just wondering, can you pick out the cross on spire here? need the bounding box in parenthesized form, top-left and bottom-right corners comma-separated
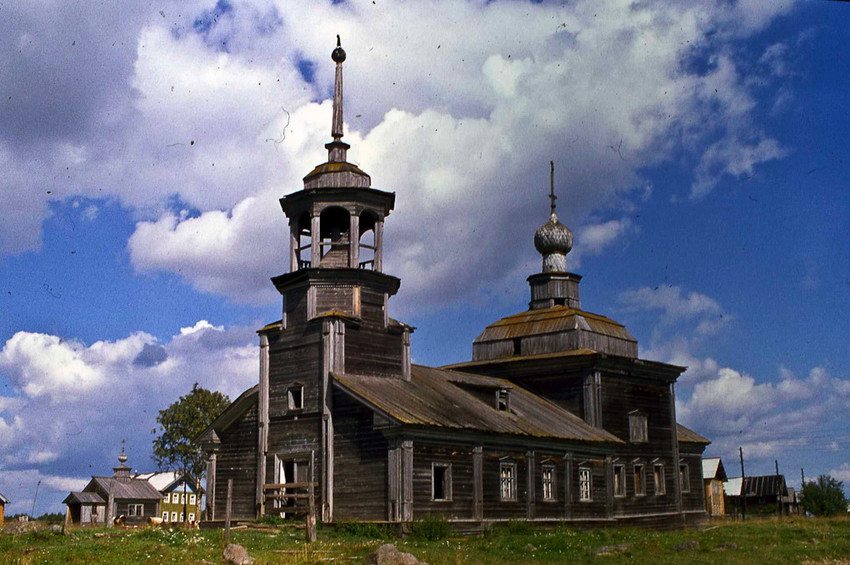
(549, 160, 557, 213)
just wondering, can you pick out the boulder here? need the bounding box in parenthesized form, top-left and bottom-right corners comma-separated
(364, 543, 426, 565)
(223, 543, 255, 565)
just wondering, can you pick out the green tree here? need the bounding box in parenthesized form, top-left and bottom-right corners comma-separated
(152, 383, 230, 521)
(801, 474, 848, 517)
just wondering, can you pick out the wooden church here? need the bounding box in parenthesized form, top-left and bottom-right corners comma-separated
(199, 40, 710, 530)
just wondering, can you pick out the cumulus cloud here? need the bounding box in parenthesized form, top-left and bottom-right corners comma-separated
(1, 0, 795, 312)
(0, 320, 256, 514)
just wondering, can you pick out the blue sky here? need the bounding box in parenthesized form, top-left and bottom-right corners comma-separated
(1, 0, 849, 515)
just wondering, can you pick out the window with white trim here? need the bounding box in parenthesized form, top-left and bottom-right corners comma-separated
(171, 512, 178, 521)
(579, 467, 592, 502)
(128, 504, 144, 517)
(613, 464, 626, 497)
(654, 464, 666, 495)
(500, 462, 517, 501)
(189, 494, 196, 505)
(541, 464, 556, 501)
(188, 513, 195, 522)
(629, 410, 648, 443)
(162, 511, 168, 521)
(432, 463, 452, 501)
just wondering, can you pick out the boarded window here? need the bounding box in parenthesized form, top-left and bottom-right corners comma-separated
(634, 464, 645, 496)
(432, 463, 452, 501)
(654, 464, 666, 495)
(613, 464, 626, 497)
(579, 467, 592, 502)
(629, 410, 648, 443)
(500, 462, 517, 501)
(541, 465, 556, 501)
(679, 463, 690, 493)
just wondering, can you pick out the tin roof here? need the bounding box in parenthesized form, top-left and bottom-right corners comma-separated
(473, 306, 636, 344)
(133, 471, 203, 494)
(677, 423, 711, 444)
(0, 492, 9, 504)
(702, 457, 727, 481)
(334, 365, 622, 443)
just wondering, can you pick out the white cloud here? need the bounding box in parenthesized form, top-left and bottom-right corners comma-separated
(0, 321, 256, 499)
(0, 0, 796, 310)
(619, 285, 729, 328)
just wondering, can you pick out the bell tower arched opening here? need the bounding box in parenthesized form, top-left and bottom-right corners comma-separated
(358, 210, 377, 270)
(319, 206, 351, 268)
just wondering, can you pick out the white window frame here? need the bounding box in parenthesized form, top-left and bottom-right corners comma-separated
(579, 467, 592, 502)
(500, 462, 517, 501)
(189, 494, 196, 505)
(613, 464, 626, 497)
(171, 512, 178, 522)
(188, 513, 195, 523)
(654, 463, 666, 495)
(541, 464, 556, 502)
(629, 410, 648, 443)
(162, 511, 168, 521)
(431, 463, 452, 501)
(128, 503, 144, 517)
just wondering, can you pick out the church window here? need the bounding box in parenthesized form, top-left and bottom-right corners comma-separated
(500, 462, 517, 501)
(288, 385, 304, 410)
(633, 463, 645, 496)
(654, 463, 666, 495)
(541, 464, 556, 501)
(579, 467, 592, 501)
(432, 463, 452, 501)
(679, 463, 690, 493)
(629, 410, 648, 443)
(613, 464, 626, 497)
(496, 388, 510, 412)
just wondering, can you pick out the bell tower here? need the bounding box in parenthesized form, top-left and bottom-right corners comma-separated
(274, 36, 401, 324)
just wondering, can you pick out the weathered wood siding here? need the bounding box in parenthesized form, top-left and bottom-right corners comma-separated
(411, 442, 475, 519)
(268, 330, 322, 416)
(344, 323, 403, 377)
(332, 390, 389, 521)
(215, 402, 259, 519)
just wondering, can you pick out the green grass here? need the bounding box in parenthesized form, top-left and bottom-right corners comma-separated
(1, 517, 849, 564)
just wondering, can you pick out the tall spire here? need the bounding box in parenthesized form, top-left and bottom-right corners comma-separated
(327, 35, 349, 162)
(549, 160, 557, 213)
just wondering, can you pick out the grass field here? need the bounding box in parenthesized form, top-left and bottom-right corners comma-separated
(2, 517, 849, 564)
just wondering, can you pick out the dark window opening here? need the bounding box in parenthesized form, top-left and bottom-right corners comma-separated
(288, 386, 303, 410)
(512, 338, 522, 355)
(497, 388, 510, 412)
(432, 464, 451, 501)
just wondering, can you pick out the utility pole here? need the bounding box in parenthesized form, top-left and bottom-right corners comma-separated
(739, 447, 746, 520)
(30, 480, 41, 519)
(775, 460, 783, 517)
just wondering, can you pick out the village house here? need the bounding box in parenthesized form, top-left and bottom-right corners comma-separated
(64, 446, 162, 527)
(133, 471, 203, 524)
(199, 40, 710, 530)
(0, 492, 8, 523)
(702, 457, 727, 517)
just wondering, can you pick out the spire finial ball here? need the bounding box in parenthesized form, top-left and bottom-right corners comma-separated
(332, 35, 346, 63)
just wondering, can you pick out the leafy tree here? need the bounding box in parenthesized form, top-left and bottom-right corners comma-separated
(801, 474, 849, 517)
(152, 383, 230, 520)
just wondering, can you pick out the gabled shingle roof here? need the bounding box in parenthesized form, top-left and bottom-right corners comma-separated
(677, 423, 711, 444)
(89, 477, 163, 500)
(334, 365, 622, 443)
(63, 491, 105, 505)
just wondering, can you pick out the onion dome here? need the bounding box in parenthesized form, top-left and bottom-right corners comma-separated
(534, 162, 573, 272)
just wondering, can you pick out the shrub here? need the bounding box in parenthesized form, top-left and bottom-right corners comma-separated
(335, 521, 390, 539)
(408, 514, 451, 541)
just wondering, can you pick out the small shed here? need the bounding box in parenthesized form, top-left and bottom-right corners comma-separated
(702, 457, 727, 516)
(724, 474, 788, 516)
(0, 492, 9, 523)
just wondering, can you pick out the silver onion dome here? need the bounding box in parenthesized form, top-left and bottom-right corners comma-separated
(534, 211, 573, 272)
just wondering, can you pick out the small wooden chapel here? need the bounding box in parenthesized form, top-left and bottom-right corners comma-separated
(199, 39, 710, 530)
